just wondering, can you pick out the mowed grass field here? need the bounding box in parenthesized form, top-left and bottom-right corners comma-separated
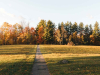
(0, 45, 37, 75)
(40, 45, 100, 75)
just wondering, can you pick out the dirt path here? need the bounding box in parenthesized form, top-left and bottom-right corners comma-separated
(30, 45, 50, 75)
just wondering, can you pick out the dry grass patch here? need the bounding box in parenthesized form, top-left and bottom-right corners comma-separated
(40, 45, 100, 75)
(43, 53, 100, 58)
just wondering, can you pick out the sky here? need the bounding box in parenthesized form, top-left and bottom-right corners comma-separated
(0, 0, 100, 28)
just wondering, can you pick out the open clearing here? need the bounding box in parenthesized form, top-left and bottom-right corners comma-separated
(1, 45, 100, 75)
(40, 45, 100, 75)
(0, 45, 36, 75)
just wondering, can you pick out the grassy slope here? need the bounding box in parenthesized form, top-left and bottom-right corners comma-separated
(0, 45, 37, 75)
(40, 45, 100, 75)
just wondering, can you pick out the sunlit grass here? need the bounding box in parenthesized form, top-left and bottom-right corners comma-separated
(40, 45, 100, 75)
(0, 45, 37, 75)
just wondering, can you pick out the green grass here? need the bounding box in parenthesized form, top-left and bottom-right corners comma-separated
(40, 45, 100, 75)
(0, 45, 37, 75)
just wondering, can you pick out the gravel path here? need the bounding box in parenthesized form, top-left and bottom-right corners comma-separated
(30, 45, 50, 75)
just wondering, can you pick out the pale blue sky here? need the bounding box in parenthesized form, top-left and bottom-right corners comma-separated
(0, 0, 100, 28)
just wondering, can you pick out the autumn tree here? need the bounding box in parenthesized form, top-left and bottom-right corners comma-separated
(13, 23, 23, 44)
(58, 23, 61, 30)
(55, 29, 62, 45)
(92, 21, 99, 37)
(37, 26, 44, 44)
(30, 27, 36, 44)
(85, 25, 89, 34)
(84, 25, 90, 44)
(79, 22, 84, 34)
(69, 35, 72, 42)
(89, 24, 93, 35)
(0, 29, 3, 45)
(36, 20, 46, 43)
(36, 20, 46, 33)
(65, 21, 69, 33)
(90, 35, 95, 45)
(1, 22, 11, 44)
(69, 22, 73, 34)
(81, 35, 84, 44)
(61, 22, 65, 44)
(53, 28, 57, 44)
(72, 31, 77, 44)
(17, 25, 32, 44)
(44, 20, 55, 44)
(72, 22, 78, 32)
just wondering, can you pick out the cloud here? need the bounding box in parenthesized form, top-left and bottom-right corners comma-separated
(8, 4, 12, 7)
(29, 19, 34, 23)
(89, 15, 93, 19)
(0, 8, 15, 18)
(0, 8, 5, 13)
(18, 16, 25, 20)
(38, 17, 41, 21)
(87, 14, 93, 19)
(0, 8, 25, 26)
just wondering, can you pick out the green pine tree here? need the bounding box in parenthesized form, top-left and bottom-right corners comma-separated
(92, 21, 99, 37)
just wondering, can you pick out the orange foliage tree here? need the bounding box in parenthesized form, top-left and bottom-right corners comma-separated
(37, 26, 44, 44)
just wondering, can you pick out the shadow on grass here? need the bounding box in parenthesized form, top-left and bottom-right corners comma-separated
(46, 56, 100, 75)
(0, 45, 37, 75)
(0, 60, 34, 75)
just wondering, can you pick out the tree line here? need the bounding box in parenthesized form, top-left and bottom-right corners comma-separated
(0, 20, 100, 45)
